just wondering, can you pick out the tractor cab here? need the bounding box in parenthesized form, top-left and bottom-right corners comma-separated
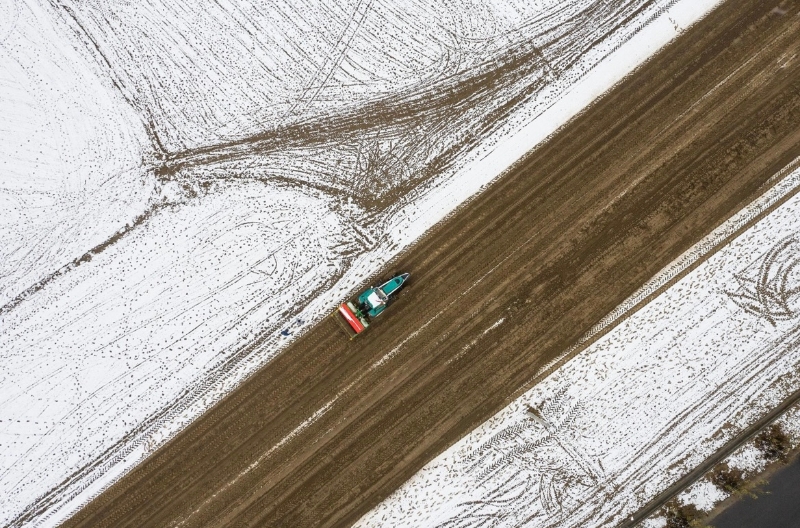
(360, 288, 389, 317)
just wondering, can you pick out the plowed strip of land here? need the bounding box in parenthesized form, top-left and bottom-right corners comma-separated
(63, 2, 800, 527)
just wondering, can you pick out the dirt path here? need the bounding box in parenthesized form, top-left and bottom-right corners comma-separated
(61, 1, 800, 527)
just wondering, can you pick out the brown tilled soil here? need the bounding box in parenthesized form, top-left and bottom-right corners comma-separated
(63, 1, 800, 527)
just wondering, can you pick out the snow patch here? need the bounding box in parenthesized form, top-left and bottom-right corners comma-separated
(677, 479, 728, 513)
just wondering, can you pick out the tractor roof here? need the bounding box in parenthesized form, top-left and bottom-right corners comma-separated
(366, 290, 385, 308)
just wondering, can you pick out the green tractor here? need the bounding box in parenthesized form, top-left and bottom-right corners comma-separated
(335, 273, 410, 338)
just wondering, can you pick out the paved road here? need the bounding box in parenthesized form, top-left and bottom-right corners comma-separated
(60, 1, 800, 527)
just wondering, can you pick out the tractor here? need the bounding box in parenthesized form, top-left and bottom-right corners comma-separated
(334, 273, 410, 338)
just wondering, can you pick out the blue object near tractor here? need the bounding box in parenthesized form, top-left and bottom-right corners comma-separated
(334, 273, 410, 338)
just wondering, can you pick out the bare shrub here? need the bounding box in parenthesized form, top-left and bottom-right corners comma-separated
(709, 463, 745, 493)
(709, 463, 765, 499)
(754, 423, 790, 462)
(663, 499, 704, 528)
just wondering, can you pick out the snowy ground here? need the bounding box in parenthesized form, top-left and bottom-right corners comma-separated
(354, 161, 800, 528)
(0, 0, 723, 526)
(0, 0, 151, 308)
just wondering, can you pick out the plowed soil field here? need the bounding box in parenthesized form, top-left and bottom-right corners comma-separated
(63, 1, 800, 527)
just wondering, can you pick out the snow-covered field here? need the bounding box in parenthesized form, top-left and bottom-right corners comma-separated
(354, 161, 800, 528)
(1, 0, 723, 526)
(0, 0, 151, 308)
(51, 0, 700, 152)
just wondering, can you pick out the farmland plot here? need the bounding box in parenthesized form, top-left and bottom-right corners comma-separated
(1, 0, 723, 526)
(0, 0, 150, 307)
(56, 0, 693, 153)
(354, 163, 800, 528)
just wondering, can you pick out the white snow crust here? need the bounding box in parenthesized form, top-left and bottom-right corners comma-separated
(653, 399, 800, 521)
(677, 480, 728, 513)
